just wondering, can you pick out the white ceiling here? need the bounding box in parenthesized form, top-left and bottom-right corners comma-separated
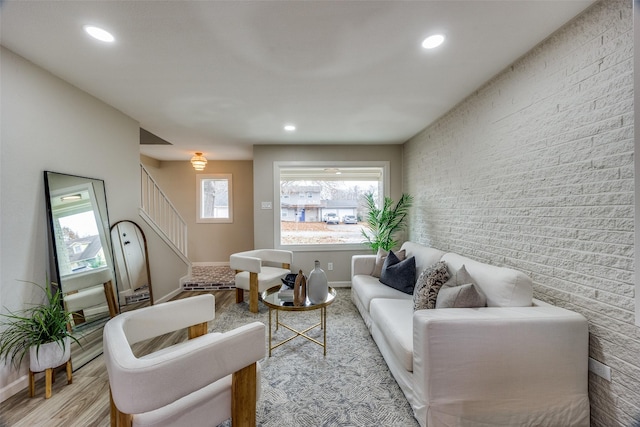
(1, 1, 595, 161)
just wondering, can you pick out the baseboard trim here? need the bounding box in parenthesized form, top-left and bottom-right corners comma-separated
(191, 261, 230, 267)
(155, 286, 183, 304)
(0, 373, 31, 403)
(329, 281, 351, 288)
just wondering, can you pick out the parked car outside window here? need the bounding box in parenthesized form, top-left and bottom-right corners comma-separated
(324, 213, 339, 224)
(343, 215, 357, 224)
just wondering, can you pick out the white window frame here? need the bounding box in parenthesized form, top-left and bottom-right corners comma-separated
(196, 174, 233, 224)
(273, 160, 389, 252)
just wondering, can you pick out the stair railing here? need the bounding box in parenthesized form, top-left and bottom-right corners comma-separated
(139, 164, 188, 262)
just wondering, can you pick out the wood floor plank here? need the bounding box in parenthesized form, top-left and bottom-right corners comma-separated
(0, 290, 236, 426)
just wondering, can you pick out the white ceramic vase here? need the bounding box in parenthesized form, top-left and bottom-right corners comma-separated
(29, 336, 71, 372)
(307, 260, 328, 304)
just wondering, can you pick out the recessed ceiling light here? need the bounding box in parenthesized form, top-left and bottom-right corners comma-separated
(422, 34, 445, 49)
(284, 124, 296, 132)
(84, 25, 115, 43)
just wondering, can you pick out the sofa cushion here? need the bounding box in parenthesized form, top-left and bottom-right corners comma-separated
(352, 274, 412, 313)
(370, 298, 414, 372)
(436, 282, 486, 308)
(372, 248, 406, 278)
(379, 251, 416, 294)
(400, 242, 447, 278)
(441, 253, 533, 307)
(234, 266, 290, 292)
(413, 261, 450, 310)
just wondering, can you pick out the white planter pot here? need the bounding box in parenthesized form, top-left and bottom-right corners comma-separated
(29, 336, 71, 372)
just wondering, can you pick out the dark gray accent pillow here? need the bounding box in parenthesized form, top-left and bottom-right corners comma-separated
(372, 248, 406, 278)
(435, 282, 487, 308)
(379, 251, 416, 294)
(413, 261, 450, 310)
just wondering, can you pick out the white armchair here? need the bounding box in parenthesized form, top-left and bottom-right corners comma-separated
(103, 294, 265, 427)
(230, 249, 293, 313)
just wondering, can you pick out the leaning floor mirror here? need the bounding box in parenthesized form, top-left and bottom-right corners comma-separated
(110, 220, 153, 312)
(44, 171, 119, 369)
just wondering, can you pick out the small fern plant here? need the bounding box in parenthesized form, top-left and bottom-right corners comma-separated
(361, 192, 414, 252)
(0, 281, 78, 369)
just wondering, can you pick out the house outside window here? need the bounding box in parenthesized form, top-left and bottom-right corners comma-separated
(274, 161, 389, 251)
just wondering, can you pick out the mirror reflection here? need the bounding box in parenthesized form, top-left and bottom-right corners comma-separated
(44, 171, 118, 368)
(110, 220, 154, 312)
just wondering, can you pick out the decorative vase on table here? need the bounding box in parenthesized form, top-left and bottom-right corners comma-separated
(307, 260, 328, 304)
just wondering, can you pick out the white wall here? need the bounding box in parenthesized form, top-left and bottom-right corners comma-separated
(404, 1, 636, 425)
(0, 47, 184, 400)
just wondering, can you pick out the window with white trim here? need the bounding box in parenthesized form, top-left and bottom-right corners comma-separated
(196, 174, 233, 223)
(274, 161, 388, 250)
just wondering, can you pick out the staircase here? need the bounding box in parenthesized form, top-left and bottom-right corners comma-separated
(139, 164, 189, 264)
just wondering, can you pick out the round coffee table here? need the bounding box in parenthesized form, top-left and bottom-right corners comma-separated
(261, 285, 336, 356)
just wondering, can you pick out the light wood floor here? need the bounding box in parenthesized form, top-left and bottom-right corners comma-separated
(0, 290, 236, 427)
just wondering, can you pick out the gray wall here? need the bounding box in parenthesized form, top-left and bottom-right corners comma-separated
(404, 1, 636, 425)
(0, 46, 140, 397)
(0, 47, 186, 399)
(253, 145, 403, 282)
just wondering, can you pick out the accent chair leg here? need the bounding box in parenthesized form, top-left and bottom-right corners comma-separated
(110, 389, 117, 427)
(188, 321, 208, 339)
(236, 288, 244, 303)
(249, 272, 259, 314)
(104, 280, 119, 317)
(111, 388, 132, 427)
(232, 362, 257, 427)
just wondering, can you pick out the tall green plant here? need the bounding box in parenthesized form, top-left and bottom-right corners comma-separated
(361, 192, 414, 252)
(0, 281, 78, 369)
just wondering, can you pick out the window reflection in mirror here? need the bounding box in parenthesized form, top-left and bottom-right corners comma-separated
(44, 171, 118, 368)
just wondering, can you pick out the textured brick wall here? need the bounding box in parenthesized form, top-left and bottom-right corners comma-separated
(403, 1, 637, 425)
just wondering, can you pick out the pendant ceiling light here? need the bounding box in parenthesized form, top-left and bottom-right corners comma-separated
(190, 152, 207, 171)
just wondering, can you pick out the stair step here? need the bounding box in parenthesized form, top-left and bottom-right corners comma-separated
(183, 265, 235, 291)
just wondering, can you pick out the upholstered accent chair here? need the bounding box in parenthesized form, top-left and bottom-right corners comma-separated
(62, 267, 119, 324)
(230, 249, 293, 313)
(103, 294, 265, 427)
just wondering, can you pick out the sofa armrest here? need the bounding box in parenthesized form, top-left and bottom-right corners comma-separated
(412, 306, 589, 424)
(351, 254, 376, 277)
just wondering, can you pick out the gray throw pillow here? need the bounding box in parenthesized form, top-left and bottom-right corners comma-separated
(372, 248, 406, 278)
(379, 251, 416, 294)
(413, 261, 449, 310)
(435, 282, 486, 308)
(436, 264, 487, 308)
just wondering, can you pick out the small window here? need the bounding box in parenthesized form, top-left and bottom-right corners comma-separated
(196, 174, 233, 223)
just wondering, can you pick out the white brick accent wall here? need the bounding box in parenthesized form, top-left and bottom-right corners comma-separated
(403, 1, 637, 426)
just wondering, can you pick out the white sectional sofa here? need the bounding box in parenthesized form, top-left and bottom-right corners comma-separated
(351, 241, 590, 427)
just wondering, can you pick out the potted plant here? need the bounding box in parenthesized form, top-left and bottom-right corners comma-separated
(0, 280, 77, 372)
(360, 192, 414, 252)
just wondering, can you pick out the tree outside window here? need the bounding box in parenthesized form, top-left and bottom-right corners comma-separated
(196, 174, 233, 223)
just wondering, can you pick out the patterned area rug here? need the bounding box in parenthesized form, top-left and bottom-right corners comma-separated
(183, 265, 235, 290)
(214, 288, 418, 427)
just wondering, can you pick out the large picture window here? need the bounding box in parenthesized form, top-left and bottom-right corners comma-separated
(196, 174, 233, 223)
(275, 161, 388, 250)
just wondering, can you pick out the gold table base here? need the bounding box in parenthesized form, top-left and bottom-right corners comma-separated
(268, 306, 328, 356)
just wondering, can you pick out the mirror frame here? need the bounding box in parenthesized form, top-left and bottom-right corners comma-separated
(110, 220, 154, 311)
(44, 171, 118, 368)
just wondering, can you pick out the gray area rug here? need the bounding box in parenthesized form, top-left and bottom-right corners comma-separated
(214, 288, 418, 427)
